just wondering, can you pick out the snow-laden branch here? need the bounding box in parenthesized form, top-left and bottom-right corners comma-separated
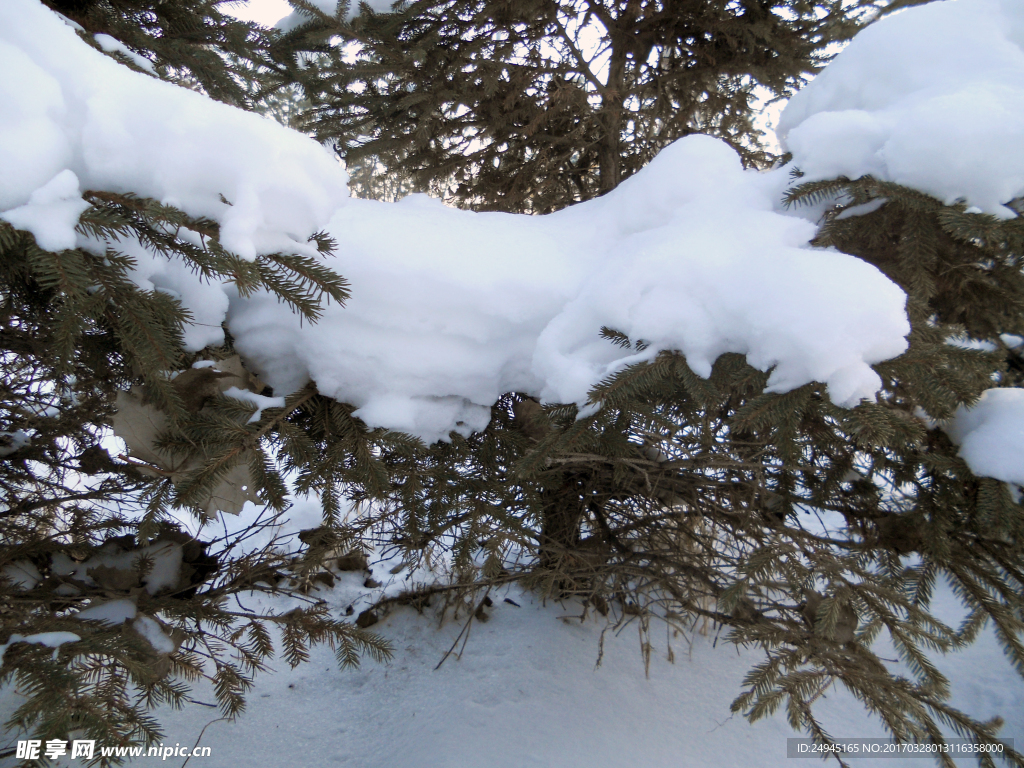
(3, 0, 1022, 447)
(778, 0, 1024, 219)
(228, 141, 908, 442)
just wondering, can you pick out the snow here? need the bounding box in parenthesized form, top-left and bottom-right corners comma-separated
(25, 501, 1020, 768)
(945, 388, 1024, 485)
(121, 498, 1022, 767)
(0, 633, 80, 667)
(2, 0, 917, 444)
(222, 386, 286, 423)
(2, 493, 1018, 767)
(73, 598, 138, 624)
(0, 430, 31, 458)
(132, 616, 175, 654)
(0, 0, 350, 260)
(127, 537, 1024, 768)
(92, 33, 155, 74)
(117, 235, 232, 352)
(1, 561, 40, 590)
(230, 138, 909, 442)
(139, 542, 185, 595)
(0, 169, 90, 252)
(834, 197, 887, 220)
(72, 602, 175, 656)
(778, 0, 1024, 218)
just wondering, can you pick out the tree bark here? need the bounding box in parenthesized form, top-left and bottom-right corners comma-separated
(596, 0, 639, 195)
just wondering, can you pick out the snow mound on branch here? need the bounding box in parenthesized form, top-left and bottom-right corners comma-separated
(778, 0, 1024, 218)
(110, 232, 233, 351)
(0, 632, 79, 666)
(0, 0, 350, 260)
(0, 168, 90, 251)
(231, 137, 910, 442)
(2, 0, 911, 444)
(946, 388, 1024, 485)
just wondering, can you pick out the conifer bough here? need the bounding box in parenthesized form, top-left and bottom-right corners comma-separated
(1, 0, 1023, 765)
(275, 0, 887, 210)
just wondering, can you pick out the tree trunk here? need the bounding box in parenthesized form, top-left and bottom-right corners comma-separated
(596, 0, 637, 195)
(537, 473, 589, 570)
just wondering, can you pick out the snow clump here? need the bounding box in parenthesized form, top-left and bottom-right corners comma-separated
(946, 388, 1024, 486)
(778, 0, 1024, 218)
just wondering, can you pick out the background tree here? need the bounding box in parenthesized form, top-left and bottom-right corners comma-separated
(271, 0, 882, 212)
(42, 0, 273, 107)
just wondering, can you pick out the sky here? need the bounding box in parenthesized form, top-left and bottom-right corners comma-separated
(226, 0, 292, 26)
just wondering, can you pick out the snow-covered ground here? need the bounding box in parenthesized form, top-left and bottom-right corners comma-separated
(0, 534, 1019, 768)
(94, 496, 1022, 768)
(134, 566, 1023, 768)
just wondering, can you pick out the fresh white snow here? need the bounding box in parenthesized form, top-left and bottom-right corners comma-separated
(5, 498, 1016, 768)
(0, 168, 90, 252)
(131, 616, 176, 655)
(221, 387, 287, 423)
(72, 598, 138, 625)
(946, 388, 1024, 485)
(0, 633, 80, 668)
(123, 529, 1024, 768)
(230, 138, 910, 442)
(92, 33, 156, 74)
(103, 500, 1015, 768)
(1, 0, 917, 443)
(0, 0, 350, 260)
(778, 0, 1024, 218)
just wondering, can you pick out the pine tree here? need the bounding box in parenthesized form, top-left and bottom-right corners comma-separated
(321, 180, 1024, 764)
(42, 0, 273, 107)
(4, 2, 1024, 766)
(270, 0, 884, 212)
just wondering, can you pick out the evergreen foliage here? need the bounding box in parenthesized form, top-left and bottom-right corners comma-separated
(0, 185, 393, 763)
(42, 0, 273, 107)
(270, 0, 885, 211)
(3, 2, 1024, 767)
(1, 4, 393, 761)
(330, 178, 1024, 765)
